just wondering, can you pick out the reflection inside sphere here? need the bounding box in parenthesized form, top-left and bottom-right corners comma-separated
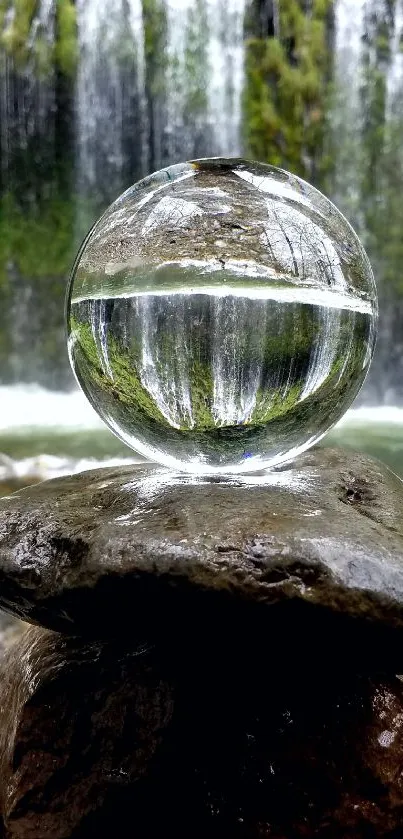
(67, 158, 377, 474)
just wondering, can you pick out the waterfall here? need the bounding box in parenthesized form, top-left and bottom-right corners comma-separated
(76, 0, 246, 210)
(165, 0, 245, 161)
(331, 0, 366, 224)
(387, 0, 403, 109)
(75, 0, 148, 207)
(212, 295, 267, 426)
(135, 295, 194, 429)
(2, 0, 403, 405)
(332, 0, 403, 404)
(0, 0, 57, 193)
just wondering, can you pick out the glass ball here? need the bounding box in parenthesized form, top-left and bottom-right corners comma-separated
(66, 158, 377, 474)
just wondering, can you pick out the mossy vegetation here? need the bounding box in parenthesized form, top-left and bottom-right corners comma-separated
(0, 0, 77, 74)
(55, 0, 77, 76)
(70, 316, 171, 428)
(0, 0, 40, 66)
(243, 0, 333, 183)
(0, 194, 76, 282)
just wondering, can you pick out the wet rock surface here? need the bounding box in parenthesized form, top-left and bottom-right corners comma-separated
(1, 626, 403, 838)
(0, 448, 402, 657)
(0, 627, 173, 839)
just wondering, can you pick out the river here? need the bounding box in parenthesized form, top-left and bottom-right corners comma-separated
(1, 386, 402, 495)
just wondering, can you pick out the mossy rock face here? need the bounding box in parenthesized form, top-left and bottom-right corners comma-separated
(1, 447, 403, 666)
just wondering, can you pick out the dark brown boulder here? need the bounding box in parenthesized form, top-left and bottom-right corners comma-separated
(1, 626, 403, 838)
(0, 627, 173, 839)
(0, 449, 403, 663)
(0, 449, 403, 635)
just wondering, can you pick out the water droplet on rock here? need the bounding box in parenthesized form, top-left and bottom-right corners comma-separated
(66, 158, 377, 474)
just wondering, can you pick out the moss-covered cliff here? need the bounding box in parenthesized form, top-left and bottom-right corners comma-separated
(243, 0, 334, 184)
(0, 0, 402, 399)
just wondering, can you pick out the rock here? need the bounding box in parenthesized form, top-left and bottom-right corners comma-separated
(0, 627, 173, 839)
(2, 625, 403, 838)
(0, 448, 403, 659)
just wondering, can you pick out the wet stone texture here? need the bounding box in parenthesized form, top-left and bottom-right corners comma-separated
(1, 626, 403, 838)
(0, 448, 402, 664)
(1, 448, 403, 836)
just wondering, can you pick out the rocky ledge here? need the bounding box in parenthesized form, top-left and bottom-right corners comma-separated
(0, 448, 402, 662)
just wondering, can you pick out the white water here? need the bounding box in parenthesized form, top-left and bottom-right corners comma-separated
(1, 385, 402, 483)
(76, 0, 246, 203)
(0, 385, 102, 430)
(2, 386, 401, 434)
(332, 0, 367, 220)
(136, 296, 194, 429)
(165, 0, 245, 159)
(205, 0, 245, 156)
(75, 0, 147, 197)
(0, 386, 140, 482)
(387, 0, 403, 109)
(0, 453, 140, 482)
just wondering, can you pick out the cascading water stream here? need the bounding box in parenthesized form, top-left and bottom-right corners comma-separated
(75, 0, 246, 209)
(0, 0, 57, 189)
(75, 0, 148, 206)
(2, 0, 403, 481)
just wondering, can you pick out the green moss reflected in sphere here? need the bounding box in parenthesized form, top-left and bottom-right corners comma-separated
(66, 158, 377, 474)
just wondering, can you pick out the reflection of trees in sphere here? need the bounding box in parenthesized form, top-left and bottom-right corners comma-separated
(66, 158, 377, 474)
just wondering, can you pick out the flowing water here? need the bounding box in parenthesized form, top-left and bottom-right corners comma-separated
(1, 0, 403, 482)
(75, 0, 246, 206)
(1, 386, 402, 491)
(70, 286, 373, 469)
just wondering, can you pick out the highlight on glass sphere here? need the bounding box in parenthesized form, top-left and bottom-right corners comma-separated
(66, 158, 377, 474)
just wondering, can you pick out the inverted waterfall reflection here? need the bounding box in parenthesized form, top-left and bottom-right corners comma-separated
(212, 295, 267, 426)
(136, 295, 194, 429)
(90, 300, 114, 382)
(76, 289, 367, 434)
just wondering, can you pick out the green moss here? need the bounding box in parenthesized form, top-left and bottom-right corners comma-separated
(251, 382, 302, 424)
(0, 194, 76, 281)
(70, 317, 170, 428)
(0, 0, 38, 65)
(189, 359, 214, 429)
(243, 0, 333, 182)
(0, 0, 77, 76)
(142, 0, 167, 97)
(55, 0, 77, 76)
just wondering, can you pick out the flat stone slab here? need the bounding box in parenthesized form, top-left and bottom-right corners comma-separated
(0, 448, 403, 654)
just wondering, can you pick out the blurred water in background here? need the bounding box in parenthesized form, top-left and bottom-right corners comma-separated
(1, 0, 403, 487)
(1, 386, 403, 491)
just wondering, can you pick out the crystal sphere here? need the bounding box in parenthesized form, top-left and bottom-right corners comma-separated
(66, 158, 377, 474)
